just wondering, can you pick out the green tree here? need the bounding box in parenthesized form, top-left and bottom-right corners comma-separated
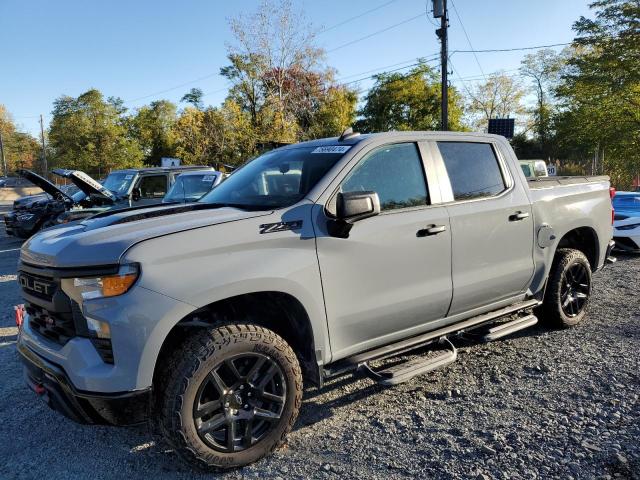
(0, 105, 41, 174)
(172, 101, 257, 168)
(130, 100, 178, 165)
(181, 88, 204, 110)
(554, 0, 640, 188)
(305, 86, 358, 139)
(48, 89, 143, 176)
(356, 62, 465, 132)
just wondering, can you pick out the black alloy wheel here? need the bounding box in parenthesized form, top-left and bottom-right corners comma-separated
(560, 262, 590, 317)
(193, 353, 286, 453)
(542, 248, 592, 328)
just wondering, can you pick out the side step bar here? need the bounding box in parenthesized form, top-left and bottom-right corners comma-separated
(342, 299, 541, 367)
(360, 340, 457, 386)
(482, 314, 538, 342)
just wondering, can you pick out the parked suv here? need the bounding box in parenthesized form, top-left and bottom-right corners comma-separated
(16, 131, 615, 469)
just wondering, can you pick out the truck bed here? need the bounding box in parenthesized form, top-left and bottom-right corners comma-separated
(527, 175, 610, 189)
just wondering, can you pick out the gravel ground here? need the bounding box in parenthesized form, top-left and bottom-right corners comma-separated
(0, 202, 638, 479)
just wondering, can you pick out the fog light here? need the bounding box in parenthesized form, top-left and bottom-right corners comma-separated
(86, 317, 111, 339)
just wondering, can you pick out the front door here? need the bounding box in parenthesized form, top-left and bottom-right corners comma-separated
(315, 142, 453, 360)
(434, 140, 535, 315)
(135, 174, 169, 206)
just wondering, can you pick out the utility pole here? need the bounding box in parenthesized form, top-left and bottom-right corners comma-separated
(39, 114, 47, 178)
(0, 131, 7, 177)
(433, 0, 449, 130)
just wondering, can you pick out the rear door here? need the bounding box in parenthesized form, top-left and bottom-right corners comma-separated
(315, 141, 453, 359)
(433, 140, 535, 315)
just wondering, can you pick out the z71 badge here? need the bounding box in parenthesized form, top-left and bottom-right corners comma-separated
(259, 220, 303, 234)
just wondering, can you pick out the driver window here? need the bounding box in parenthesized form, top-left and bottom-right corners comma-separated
(138, 175, 168, 199)
(340, 143, 429, 211)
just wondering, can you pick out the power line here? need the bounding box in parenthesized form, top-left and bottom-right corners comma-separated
(326, 12, 425, 53)
(341, 55, 440, 86)
(349, 57, 442, 96)
(318, 0, 397, 34)
(449, 0, 486, 82)
(123, 71, 223, 105)
(337, 57, 425, 81)
(452, 42, 571, 54)
(448, 58, 475, 98)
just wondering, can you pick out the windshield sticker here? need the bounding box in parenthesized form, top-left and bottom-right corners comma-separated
(202, 175, 215, 182)
(311, 146, 351, 154)
(124, 174, 134, 180)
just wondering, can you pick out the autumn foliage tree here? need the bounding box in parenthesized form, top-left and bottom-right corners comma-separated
(0, 105, 41, 174)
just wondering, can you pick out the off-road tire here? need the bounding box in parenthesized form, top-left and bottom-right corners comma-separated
(157, 324, 303, 470)
(542, 248, 592, 328)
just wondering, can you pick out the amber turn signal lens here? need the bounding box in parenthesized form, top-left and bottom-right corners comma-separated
(102, 273, 138, 297)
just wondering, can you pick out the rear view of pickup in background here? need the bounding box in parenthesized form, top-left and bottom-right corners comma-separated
(16, 131, 615, 469)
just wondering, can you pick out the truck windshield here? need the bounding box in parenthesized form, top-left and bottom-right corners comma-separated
(199, 147, 348, 209)
(165, 173, 218, 202)
(103, 172, 135, 196)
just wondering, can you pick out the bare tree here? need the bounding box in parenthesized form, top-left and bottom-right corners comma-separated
(224, 0, 329, 136)
(465, 73, 526, 131)
(520, 49, 567, 157)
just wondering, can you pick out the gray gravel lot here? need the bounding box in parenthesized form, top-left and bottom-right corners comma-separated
(0, 202, 638, 479)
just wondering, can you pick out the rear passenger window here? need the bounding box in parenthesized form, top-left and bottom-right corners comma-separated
(340, 143, 428, 211)
(437, 142, 506, 200)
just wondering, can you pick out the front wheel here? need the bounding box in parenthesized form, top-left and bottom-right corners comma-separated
(157, 324, 303, 470)
(542, 248, 592, 328)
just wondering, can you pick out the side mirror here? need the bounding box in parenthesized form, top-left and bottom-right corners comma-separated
(328, 191, 380, 238)
(131, 186, 141, 201)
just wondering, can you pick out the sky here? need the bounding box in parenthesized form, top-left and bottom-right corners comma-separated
(0, 0, 594, 137)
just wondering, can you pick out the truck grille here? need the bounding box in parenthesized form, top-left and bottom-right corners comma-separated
(18, 272, 57, 302)
(26, 304, 76, 345)
(19, 265, 115, 363)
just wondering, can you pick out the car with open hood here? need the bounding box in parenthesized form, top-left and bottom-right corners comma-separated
(4, 165, 211, 238)
(4, 170, 90, 238)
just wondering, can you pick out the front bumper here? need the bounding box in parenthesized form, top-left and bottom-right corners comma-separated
(18, 341, 150, 425)
(612, 235, 640, 252)
(4, 211, 37, 237)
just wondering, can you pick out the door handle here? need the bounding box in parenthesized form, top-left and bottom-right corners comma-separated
(510, 211, 530, 221)
(417, 224, 447, 237)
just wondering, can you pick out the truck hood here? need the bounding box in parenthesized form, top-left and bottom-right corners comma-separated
(20, 203, 271, 268)
(17, 169, 73, 202)
(52, 168, 116, 202)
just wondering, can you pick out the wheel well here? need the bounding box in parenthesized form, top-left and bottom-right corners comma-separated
(153, 292, 320, 388)
(556, 227, 599, 269)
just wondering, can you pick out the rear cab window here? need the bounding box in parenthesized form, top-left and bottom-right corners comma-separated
(437, 142, 507, 201)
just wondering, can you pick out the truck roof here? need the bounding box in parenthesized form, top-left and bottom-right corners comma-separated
(114, 165, 211, 174)
(277, 131, 510, 150)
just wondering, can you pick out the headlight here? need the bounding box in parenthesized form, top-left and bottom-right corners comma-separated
(61, 264, 139, 303)
(617, 223, 640, 231)
(17, 213, 35, 221)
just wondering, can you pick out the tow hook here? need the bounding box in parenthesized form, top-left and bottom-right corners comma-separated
(14, 304, 25, 329)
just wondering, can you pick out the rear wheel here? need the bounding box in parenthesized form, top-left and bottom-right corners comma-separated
(157, 324, 302, 470)
(542, 248, 592, 328)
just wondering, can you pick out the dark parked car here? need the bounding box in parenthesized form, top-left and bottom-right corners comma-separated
(5, 165, 214, 238)
(3, 169, 115, 238)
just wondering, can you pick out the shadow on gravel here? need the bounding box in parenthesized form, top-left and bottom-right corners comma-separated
(297, 379, 385, 431)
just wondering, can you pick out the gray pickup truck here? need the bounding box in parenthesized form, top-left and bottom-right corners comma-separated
(16, 131, 615, 469)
